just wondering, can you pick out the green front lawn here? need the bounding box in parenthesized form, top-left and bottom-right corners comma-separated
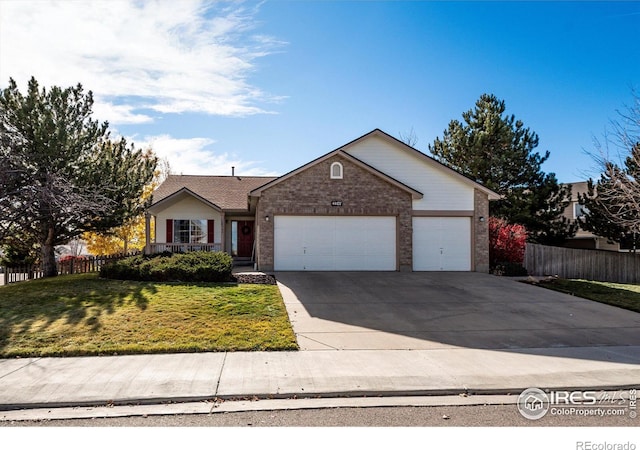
(0, 273, 298, 357)
(534, 278, 640, 313)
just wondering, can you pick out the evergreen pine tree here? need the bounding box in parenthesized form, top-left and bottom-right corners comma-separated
(0, 77, 157, 276)
(429, 93, 576, 245)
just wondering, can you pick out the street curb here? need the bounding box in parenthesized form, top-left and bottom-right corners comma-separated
(1, 394, 525, 422)
(2, 384, 637, 413)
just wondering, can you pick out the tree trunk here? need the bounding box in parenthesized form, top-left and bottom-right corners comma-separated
(41, 226, 58, 277)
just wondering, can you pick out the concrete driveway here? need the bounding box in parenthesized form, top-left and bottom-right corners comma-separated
(276, 272, 640, 354)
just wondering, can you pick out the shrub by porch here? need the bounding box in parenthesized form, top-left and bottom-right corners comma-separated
(100, 251, 233, 282)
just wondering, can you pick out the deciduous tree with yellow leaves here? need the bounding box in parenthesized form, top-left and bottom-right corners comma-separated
(83, 163, 165, 255)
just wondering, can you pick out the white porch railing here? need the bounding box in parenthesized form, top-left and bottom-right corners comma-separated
(149, 243, 222, 253)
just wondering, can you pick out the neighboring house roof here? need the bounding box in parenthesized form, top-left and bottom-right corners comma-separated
(566, 181, 589, 201)
(249, 148, 424, 199)
(150, 175, 278, 212)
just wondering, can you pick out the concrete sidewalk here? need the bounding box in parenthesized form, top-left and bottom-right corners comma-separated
(1, 345, 639, 412)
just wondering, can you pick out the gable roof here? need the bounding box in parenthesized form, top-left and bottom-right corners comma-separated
(249, 148, 424, 199)
(148, 187, 223, 214)
(151, 175, 278, 212)
(149, 129, 500, 213)
(340, 129, 500, 200)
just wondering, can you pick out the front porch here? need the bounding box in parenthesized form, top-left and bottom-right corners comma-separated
(146, 243, 254, 269)
(145, 177, 266, 268)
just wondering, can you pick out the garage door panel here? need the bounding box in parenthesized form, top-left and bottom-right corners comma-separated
(276, 255, 305, 271)
(333, 255, 362, 271)
(372, 238, 396, 256)
(274, 220, 303, 253)
(304, 219, 333, 252)
(335, 229, 366, 255)
(306, 241, 334, 257)
(274, 216, 396, 271)
(413, 217, 471, 271)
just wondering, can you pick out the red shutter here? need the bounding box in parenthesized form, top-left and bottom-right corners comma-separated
(207, 220, 214, 244)
(166, 219, 173, 243)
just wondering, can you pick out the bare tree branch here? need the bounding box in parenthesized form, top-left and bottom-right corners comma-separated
(399, 127, 419, 147)
(581, 89, 640, 243)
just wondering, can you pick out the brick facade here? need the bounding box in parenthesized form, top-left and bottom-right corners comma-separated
(473, 188, 490, 273)
(255, 155, 414, 271)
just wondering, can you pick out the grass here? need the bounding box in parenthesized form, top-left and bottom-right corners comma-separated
(534, 278, 640, 313)
(0, 273, 298, 357)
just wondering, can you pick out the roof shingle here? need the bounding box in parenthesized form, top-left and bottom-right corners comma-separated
(151, 175, 277, 211)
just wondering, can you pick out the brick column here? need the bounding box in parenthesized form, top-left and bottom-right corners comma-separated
(473, 189, 490, 273)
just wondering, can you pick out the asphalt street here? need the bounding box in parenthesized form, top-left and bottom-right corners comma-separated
(1, 404, 637, 427)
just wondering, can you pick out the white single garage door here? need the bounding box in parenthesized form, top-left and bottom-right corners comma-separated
(413, 217, 471, 271)
(274, 216, 396, 271)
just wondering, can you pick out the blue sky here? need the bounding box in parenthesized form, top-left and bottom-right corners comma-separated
(1, 1, 639, 183)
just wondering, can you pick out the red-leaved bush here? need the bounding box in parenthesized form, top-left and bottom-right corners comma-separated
(488, 217, 527, 266)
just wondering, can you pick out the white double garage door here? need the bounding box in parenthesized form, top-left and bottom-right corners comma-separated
(274, 215, 470, 271)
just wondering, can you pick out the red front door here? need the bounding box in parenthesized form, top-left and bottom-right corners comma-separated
(236, 220, 254, 257)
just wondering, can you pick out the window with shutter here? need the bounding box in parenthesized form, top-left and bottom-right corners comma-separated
(170, 219, 208, 243)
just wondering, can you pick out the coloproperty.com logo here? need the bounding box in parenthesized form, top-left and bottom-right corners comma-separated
(517, 387, 637, 420)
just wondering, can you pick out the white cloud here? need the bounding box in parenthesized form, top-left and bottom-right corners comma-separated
(92, 103, 154, 125)
(0, 0, 282, 124)
(134, 134, 277, 176)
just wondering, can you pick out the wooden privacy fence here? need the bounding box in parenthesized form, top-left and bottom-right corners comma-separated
(524, 243, 640, 284)
(1, 252, 140, 285)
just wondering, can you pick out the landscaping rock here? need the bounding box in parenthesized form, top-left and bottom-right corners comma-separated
(233, 272, 277, 285)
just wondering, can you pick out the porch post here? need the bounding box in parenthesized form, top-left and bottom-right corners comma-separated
(220, 212, 226, 252)
(144, 213, 151, 254)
